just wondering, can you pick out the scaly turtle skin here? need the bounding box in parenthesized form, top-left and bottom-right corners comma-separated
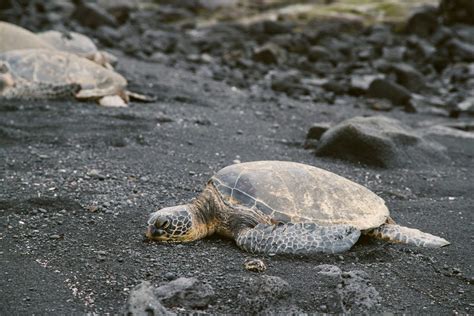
(0, 49, 128, 106)
(146, 161, 450, 255)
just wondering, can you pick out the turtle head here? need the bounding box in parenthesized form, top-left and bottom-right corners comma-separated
(146, 205, 204, 242)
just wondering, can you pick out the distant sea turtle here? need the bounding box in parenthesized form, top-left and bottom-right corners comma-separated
(0, 49, 147, 106)
(37, 30, 117, 69)
(146, 161, 450, 255)
(0, 21, 54, 52)
(0, 22, 116, 68)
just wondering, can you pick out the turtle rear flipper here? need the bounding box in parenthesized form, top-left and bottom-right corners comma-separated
(126, 91, 157, 103)
(236, 223, 361, 255)
(366, 224, 450, 248)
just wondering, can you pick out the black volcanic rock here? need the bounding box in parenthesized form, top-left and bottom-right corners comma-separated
(367, 78, 412, 106)
(72, 0, 118, 29)
(253, 42, 287, 65)
(306, 123, 331, 140)
(405, 5, 439, 38)
(446, 39, 474, 62)
(439, 0, 474, 25)
(390, 63, 428, 92)
(308, 45, 331, 62)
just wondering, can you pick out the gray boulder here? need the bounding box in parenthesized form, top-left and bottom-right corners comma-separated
(155, 277, 215, 309)
(313, 265, 344, 313)
(123, 281, 173, 316)
(338, 270, 381, 313)
(312, 265, 380, 313)
(315, 116, 447, 168)
(238, 275, 295, 314)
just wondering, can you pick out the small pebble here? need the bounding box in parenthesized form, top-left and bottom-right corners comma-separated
(87, 169, 105, 180)
(244, 258, 267, 272)
(163, 272, 176, 281)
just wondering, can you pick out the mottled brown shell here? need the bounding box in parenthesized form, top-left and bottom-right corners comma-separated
(0, 49, 126, 99)
(211, 161, 389, 230)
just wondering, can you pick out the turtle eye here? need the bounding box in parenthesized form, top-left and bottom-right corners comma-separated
(160, 220, 170, 229)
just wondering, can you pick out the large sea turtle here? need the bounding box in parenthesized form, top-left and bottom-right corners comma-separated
(0, 49, 131, 106)
(146, 161, 450, 254)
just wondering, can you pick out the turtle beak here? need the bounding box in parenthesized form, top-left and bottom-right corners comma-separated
(145, 225, 166, 240)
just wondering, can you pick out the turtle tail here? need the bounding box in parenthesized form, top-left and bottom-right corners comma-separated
(366, 222, 450, 248)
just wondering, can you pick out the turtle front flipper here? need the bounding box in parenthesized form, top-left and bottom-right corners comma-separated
(366, 224, 450, 248)
(235, 223, 361, 255)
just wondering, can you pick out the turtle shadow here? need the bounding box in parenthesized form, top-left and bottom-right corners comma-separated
(348, 236, 399, 263)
